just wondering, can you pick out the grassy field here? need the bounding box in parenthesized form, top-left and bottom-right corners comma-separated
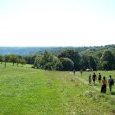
(0, 63, 115, 115)
(75, 71, 115, 93)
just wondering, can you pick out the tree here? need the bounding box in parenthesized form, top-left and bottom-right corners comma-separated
(34, 52, 63, 70)
(16, 56, 22, 67)
(100, 50, 114, 70)
(20, 58, 26, 66)
(24, 55, 36, 64)
(55, 61, 63, 70)
(34, 55, 43, 68)
(0, 55, 3, 64)
(80, 55, 89, 70)
(3, 55, 10, 68)
(58, 49, 80, 70)
(9, 54, 17, 66)
(60, 57, 74, 71)
(16, 58, 20, 67)
(88, 56, 97, 70)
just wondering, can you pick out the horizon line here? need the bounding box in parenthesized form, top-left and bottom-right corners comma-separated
(0, 44, 114, 48)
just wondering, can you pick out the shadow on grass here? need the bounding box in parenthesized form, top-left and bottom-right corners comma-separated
(111, 91, 115, 95)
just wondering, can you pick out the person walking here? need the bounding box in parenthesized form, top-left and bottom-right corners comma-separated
(73, 69, 75, 75)
(108, 75, 114, 93)
(92, 72, 97, 85)
(89, 74, 92, 85)
(101, 76, 107, 93)
(98, 73, 102, 83)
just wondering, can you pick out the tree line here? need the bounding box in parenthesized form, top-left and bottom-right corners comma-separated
(0, 55, 26, 67)
(34, 49, 115, 71)
(0, 45, 115, 71)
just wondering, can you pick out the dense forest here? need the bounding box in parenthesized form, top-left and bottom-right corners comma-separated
(0, 44, 115, 71)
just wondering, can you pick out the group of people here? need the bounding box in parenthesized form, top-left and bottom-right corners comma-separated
(89, 72, 114, 93)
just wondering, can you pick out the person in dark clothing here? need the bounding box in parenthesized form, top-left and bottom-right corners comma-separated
(108, 75, 114, 93)
(101, 76, 107, 93)
(92, 72, 97, 85)
(98, 73, 102, 83)
(73, 69, 75, 75)
(80, 69, 83, 77)
(89, 74, 92, 85)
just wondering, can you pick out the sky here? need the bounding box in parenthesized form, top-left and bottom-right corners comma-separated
(0, 0, 115, 47)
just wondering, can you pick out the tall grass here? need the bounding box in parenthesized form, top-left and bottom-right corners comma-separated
(0, 63, 114, 114)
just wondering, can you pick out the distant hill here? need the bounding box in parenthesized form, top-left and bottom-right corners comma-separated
(0, 47, 47, 55)
(0, 44, 114, 56)
(0, 47, 67, 55)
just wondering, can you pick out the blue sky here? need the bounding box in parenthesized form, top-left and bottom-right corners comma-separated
(0, 0, 115, 46)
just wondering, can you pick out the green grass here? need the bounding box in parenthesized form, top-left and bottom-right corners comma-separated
(75, 70, 115, 94)
(0, 63, 115, 115)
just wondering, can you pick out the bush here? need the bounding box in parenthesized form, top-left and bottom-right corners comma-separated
(60, 57, 74, 71)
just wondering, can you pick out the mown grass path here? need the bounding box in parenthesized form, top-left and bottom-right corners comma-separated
(75, 75, 100, 91)
(75, 74, 115, 99)
(74, 71, 115, 95)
